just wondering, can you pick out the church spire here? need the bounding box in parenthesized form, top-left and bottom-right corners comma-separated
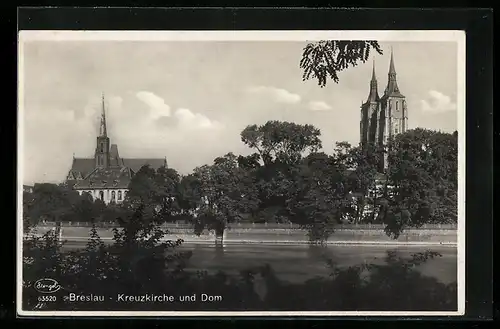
(366, 58, 379, 103)
(96, 92, 110, 169)
(384, 47, 401, 96)
(99, 93, 107, 137)
(371, 58, 377, 81)
(388, 47, 396, 75)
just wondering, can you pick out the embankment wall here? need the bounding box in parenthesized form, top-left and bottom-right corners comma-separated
(27, 223, 457, 246)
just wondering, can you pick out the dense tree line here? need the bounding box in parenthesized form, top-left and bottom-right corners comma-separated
(24, 123, 458, 243)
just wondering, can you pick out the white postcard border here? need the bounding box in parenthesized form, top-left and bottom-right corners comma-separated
(17, 30, 466, 317)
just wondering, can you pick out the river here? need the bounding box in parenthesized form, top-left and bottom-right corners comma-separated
(60, 240, 457, 284)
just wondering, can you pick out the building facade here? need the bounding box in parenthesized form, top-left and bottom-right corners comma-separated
(23, 185, 34, 193)
(66, 95, 167, 204)
(360, 49, 408, 170)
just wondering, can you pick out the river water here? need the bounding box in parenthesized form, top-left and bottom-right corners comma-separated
(169, 243, 457, 284)
(59, 240, 457, 284)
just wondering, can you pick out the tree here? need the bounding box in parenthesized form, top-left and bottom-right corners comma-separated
(25, 183, 80, 222)
(331, 142, 385, 223)
(188, 153, 259, 240)
(240, 121, 322, 167)
(300, 40, 383, 87)
(287, 152, 351, 242)
(70, 192, 99, 222)
(23, 191, 36, 233)
(240, 121, 324, 223)
(23, 183, 82, 239)
(125, 165, 182, 222)
(379, 129, 458, 237)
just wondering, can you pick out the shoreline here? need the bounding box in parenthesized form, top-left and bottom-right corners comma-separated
(25, 235, 457, 247)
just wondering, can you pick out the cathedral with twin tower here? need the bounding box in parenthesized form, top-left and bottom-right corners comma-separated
(360, 49, 408, 171)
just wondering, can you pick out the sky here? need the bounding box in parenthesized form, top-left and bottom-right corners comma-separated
(20, 39, 459, 184)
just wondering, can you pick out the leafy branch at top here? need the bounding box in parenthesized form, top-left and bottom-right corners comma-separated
(300, 40, 383, 88)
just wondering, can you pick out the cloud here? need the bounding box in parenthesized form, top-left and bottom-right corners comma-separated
(420, 90, 457, 113)
(136, 91, 171, 118)
(135, 92, 221, 130)
(246, 86, 301, 104)
(308, 101, 332, 111)
(174, 108, 222, 130)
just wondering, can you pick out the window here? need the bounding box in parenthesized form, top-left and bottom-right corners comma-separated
(118, 191, 122, 201)
(396, 102, 399, 111)
(395, 128, 399, 134)
(111, 191, 116, 201)
(99, 191, 104, 201)
(100, 143, 104, 153)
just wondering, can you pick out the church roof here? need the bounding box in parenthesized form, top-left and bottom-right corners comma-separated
(122, 158, 166, 173)
(69, 158, 96, 178)
(69, 158, 165, 178)
(73, 166, 132, 189)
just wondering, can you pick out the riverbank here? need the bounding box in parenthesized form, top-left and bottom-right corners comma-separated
(27, 224, 458, 247)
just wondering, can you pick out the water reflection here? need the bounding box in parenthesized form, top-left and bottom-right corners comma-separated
(214, 242, 225, 259)
(181, 242, 457, 284)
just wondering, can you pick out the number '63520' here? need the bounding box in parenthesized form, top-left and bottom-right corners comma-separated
(37, 295, 56, 302)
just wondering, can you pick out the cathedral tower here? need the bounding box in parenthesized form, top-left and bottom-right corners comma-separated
(360, 60, 380, 146)
(359, 48, 408, 171)
(95, 93, 110, 169)
(380, 48, 408, 147)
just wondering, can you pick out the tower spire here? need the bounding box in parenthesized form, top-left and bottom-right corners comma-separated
(384, 47, 401, 96)
(371, 58, 377, 81)
(99, 92, 107, 137)
(388, 46, 396, 75)
(366, 58, 379, 103)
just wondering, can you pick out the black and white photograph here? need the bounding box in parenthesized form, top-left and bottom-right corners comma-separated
(17, 30, 465, 316)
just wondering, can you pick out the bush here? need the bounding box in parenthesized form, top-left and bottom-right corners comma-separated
(22, 228, 457, 312)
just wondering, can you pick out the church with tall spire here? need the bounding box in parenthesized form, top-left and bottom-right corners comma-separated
(66, 94, 167, 204)
(360, 48, 408, 171)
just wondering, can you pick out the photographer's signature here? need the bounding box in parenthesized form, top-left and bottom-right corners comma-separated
(34, 278, 61, 294)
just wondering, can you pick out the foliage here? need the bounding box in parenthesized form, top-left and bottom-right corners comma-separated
(300, 40, 383, 87)
(287, 152, 350, 242)
(124, 165, 182, 222)
(24, 183, 81, 226)
(240, 121, 322, 166)
(239, 121, 327, 227)
(331, 142, 385, 223)
(23, 191, 36, 233)
(185, 153, 259, 236)
(22, 228, 457, 311)
(380, 129, 458, 237)
(23, 206, 191, 311)
(23, 229, 65, 310)
(22, 126, 458, 241)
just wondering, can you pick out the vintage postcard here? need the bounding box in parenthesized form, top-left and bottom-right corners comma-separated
(17, 30, 465, 317)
